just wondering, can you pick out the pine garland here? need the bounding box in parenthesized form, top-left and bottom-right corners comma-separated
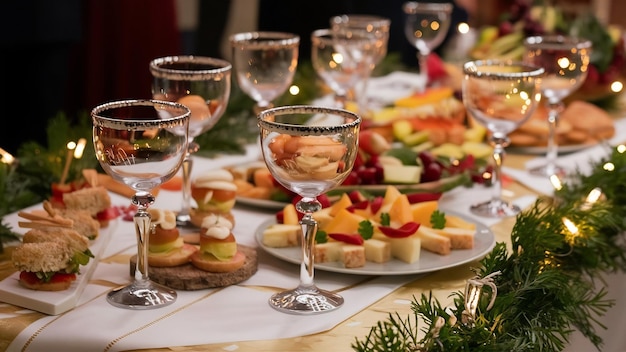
(353, 145, 626, 351)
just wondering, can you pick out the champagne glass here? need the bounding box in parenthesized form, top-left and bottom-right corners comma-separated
(150, 56, 232, 227)
(258, 105, 361, 314)
(330, 14, 390, 112)
(92, 99, 190, 309)
(462, 60, 544, 218)
(523, 35, 592, 177)
(402, 1, 452, 85)
(230, 31, 299, 113)
(311, 28, 376, 109)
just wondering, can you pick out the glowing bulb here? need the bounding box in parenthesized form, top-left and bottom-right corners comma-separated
(289, 85, 300, 96)
(562, 217, 579, 235)
(0, 148, 14, 164)
(457, 22, 470, 34)
(610, 81, 623, 93)
(74, 138, 86, 159)
(550, 174, 563, 191)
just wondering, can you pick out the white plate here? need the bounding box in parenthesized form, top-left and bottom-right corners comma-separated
(255, 215, 495, 275)
(0, 221, 117, 315)
(236, 196, 286, 211)
(509, 142, 595, 155)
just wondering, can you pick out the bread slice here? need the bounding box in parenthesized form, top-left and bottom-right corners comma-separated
(62, 186, 111, 216)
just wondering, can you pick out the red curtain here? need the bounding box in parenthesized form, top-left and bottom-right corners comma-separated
(72, 0, 182, 110)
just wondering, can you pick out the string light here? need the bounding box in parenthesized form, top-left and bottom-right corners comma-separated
(0, 148, 15, 164)
(550, 174, 563, 191)
(73, 138, 87, 159)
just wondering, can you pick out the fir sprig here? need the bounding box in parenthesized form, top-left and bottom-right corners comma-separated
(353, 145, 626, 351)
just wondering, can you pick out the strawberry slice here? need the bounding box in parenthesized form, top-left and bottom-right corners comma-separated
(369, 196, 384, 214)
(378, 222, 420, 238)
(346, 200, 369, 212)
(406, 192, 442, 204)
(328, 233, 364, 245)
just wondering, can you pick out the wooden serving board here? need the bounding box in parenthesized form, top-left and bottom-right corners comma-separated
(129, 245, 257, 291)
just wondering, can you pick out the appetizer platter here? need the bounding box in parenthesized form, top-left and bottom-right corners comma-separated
(255, 216, 494, 276)
(0, 220, 116, 315)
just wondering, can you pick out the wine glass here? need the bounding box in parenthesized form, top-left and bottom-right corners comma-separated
(523, 35, 592, 177)
(311, 28, 376, 109)
(150, 55, 232, 227)
(92, 99, 190, 309)
(330, 14, 390, 112)
(462, 60, 544, 218)
(257, 105, 361, 314)
(230, 31, 299, 114)
(402, 1, 453, 85)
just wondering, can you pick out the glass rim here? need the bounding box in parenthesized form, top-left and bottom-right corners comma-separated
(149, 55, 232, 80)
(91, 99, 190, 127)
(229, 31, 300, 48)
(257, 105, 361, 131)
(524, 35, 593, 49)
(463, 60, 545, 78)
(403, 1, 453, 14)
(330, 14, 391, 29)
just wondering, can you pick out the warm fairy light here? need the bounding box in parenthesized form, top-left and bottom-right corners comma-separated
(562, 217, 579, 235)
(0, 147, 14, 164)
(67, 141, 77, 150)
(617, 144, 625, 153)
(550, 174, 563, 191)
(603, 162, 615, 171)
(74, 138, 87, 159)
(289, 85, 300, 96)
(457, 22, 470, 34)
(585, 187, 603, 205)
(610, 80, 623, 93)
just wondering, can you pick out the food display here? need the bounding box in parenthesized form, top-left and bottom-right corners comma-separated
(190, 214, 247, 273)
(146, 208, 198, 267)
(12, 212, 95, 291)
(189, 169, 237, 227)
(509, 100, 616, 148)
(261, 185, 477, 269)
(131, 212, 257, 291)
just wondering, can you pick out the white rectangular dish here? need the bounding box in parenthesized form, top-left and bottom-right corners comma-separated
(0, 221, 115, 315)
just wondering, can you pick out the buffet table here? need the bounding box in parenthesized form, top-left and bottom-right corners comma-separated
(1, 102, 625, 351)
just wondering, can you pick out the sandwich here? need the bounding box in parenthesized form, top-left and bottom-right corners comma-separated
(190, 214, 246, 273)
(12, 228, 94, 291)
(147, 208, 198, 267)
(189, 169, 237, 227)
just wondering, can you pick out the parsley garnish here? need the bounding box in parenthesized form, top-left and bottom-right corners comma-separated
(357, 220, 374, 240)
(430, 210, 446, 229)
(379, 213, 390, 226)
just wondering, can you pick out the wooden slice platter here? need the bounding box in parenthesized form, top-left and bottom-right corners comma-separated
(130, 245, 257, 291)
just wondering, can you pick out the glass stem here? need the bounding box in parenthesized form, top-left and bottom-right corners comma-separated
(300, 214, 317, 287)
(545, 100, 564, 174)
(296, 197, 322, 288)
(417, 51, 429, 85)
(490, 136, 508, 203)
(178, 151, 192, 220)
(132, 191, 155, 285)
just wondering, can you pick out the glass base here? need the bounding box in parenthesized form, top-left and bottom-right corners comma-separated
(269, 285, 343, 314)
(471, 199, 521, 218)
(175, 213, 193, 228)
(528, 163, 566, 178)
(107, 281, 177, 310)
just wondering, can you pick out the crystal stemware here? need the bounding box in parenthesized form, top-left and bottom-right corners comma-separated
(523, 35, 592, 177)
(462, 60, 544, 218)
(257, 105, 361, 314)
(311, 28, 376, 109)
(330, 14, 390, 112)
(92, 99, 190, 309)
(403, 1, 453, 85)
(150, 55, 232, 227)
(230, 31, 299, 114)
